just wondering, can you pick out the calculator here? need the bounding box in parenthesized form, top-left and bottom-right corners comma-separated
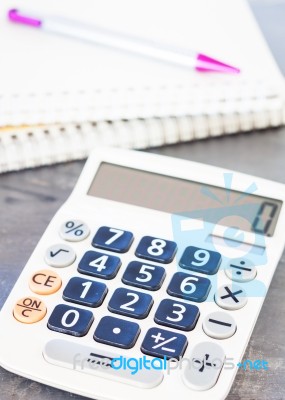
(0, 147, 285, 400)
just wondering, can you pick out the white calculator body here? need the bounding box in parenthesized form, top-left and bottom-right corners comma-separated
(0, 147, 285, 400)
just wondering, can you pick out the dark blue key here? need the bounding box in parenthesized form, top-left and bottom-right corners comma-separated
(122, 261, 166, 291)
(141, 327, 187, 359)
(94, 316, 140, 349)
(135, 236, 177, 264)
(108, 288, 153, 319)
(92, 226, 134, 253)
(154, 299, 200, 331)
(78, 250, 121, 279)
(47, 304, 94, 337)
(167, 272, 211, 302)
(179, 246, 222, 275)
(63, 277, 107, 307)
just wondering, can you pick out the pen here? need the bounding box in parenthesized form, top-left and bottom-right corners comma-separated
(8, 8, 240, 74)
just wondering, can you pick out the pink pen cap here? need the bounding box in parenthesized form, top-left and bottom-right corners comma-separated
(8, 9, 42, 27)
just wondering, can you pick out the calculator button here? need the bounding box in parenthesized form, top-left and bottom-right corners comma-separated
(63, 277, 107, 307)
(122, 261, 166, 291)
(182, 342, 225, 391)
(108, 288, 153, 319)
(179, 246, 222, 275)
(135, 236, 177, 264)
(167, 272, 211, 302)
(225, 258, 257, 282)
(203, 311, 236, 339)
(154, 299, 200, 331)
(141, 327, 187, 359)
(47, 304, 94, 337)
(45, 244, 76, 268)
(13, 296, 47, 324)
(59, 220, 90, 242)
(29, 269, 62, 295)
(78, 250, 121, 279)
(92, 226, 134, 253)
(94, 316, 140, 349)
(215, 284, 247, 310)
(44, 339, 163, 389)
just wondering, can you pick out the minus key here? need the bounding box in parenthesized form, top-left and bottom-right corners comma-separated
(203, 311, 236, 339)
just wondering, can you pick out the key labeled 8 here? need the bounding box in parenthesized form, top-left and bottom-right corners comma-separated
(135, 236, 177, 264)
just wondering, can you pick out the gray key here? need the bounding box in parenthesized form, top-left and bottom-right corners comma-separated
(59, 219, 90, 242)
(225, 258, 256, 282)
(215, 283, 247, 310)
(203, 311, 236, 339)
(45, 244, 76, 267)
(44, 339, 163, 389)
(183, 341, 225, 391)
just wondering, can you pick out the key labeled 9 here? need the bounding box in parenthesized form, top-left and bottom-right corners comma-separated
(179, 246, 222, 275)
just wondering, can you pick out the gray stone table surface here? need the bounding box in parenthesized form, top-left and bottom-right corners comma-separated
(0, 1, 285, 399)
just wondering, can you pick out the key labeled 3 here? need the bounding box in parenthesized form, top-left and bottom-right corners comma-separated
(155, 299, 200, 331)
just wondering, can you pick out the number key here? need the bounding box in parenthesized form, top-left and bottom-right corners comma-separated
(108, 288, 153, 319)
(122, 261, 165, 291)
(78, 250, 121, 279)
(167, 272, 211, 302)
(47, 304, 94, 337)
(135, 236, 177, 264)
(92, 226, 134, 253)
(154, 299, 200, 331)
(63, 277, 107, 307)
(179, 246, 221, 275)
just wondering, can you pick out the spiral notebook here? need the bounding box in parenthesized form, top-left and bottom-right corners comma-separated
(0, 0, 284, 172)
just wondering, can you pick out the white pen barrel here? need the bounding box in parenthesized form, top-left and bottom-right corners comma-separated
(43, 17, 197, 68)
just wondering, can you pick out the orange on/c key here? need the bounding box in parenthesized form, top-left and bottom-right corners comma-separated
(13, 296, 47, 323)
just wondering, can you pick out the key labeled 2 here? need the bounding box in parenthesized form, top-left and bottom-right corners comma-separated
(108, 288, 153, 319)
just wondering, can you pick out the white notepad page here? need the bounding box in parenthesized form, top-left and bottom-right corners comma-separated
(0, 0, 284, 125)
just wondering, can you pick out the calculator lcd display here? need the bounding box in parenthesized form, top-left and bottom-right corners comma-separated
(88, 163, 282, 237)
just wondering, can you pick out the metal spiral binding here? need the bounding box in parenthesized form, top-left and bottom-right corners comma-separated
(0, 80, 284, 173)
